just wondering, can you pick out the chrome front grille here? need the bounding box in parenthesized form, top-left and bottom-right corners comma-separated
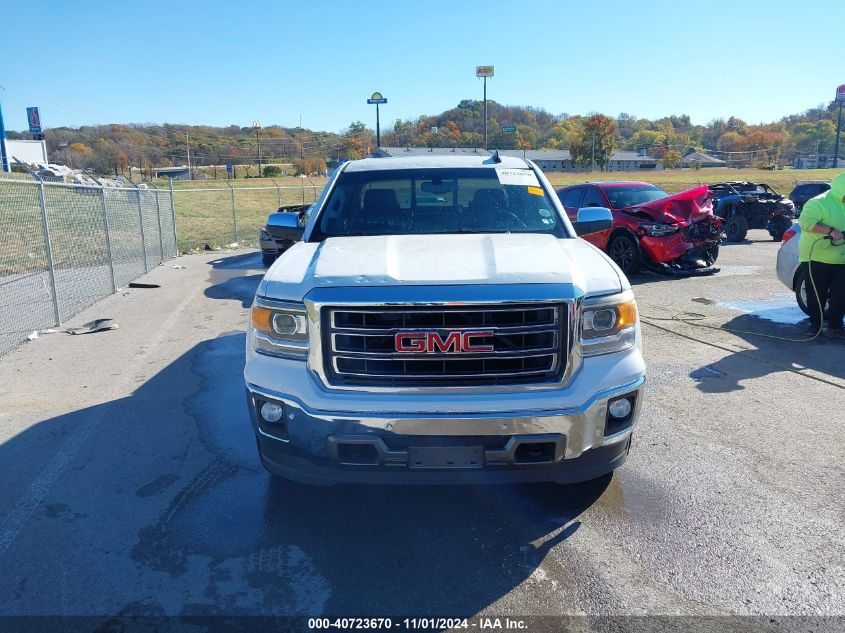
(323, 303, 566, 387)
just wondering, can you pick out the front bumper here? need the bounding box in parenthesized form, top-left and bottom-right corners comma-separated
(245, 377, 644, 486)
(640, 232, 720, 277)
(260, 235, 294, 255)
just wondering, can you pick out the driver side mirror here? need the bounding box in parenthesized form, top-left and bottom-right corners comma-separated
(266, 211, 305, 242)
(572, 207, 612, 236)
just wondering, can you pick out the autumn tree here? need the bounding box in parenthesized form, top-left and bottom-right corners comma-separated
(570, 114, 617, 170)
(341, 121, 372, 158)
(661, 150, 682, 168)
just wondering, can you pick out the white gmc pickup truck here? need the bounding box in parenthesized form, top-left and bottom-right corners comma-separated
(244, 154, 645, 485)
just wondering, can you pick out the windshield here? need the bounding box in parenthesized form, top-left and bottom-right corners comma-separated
(602, 184, 669, 209)
(310, 167, 566, 239)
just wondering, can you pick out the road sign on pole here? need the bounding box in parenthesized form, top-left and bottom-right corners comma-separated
(366, 92, 387, 104)
(502, 126, 517, 133)
(836, 85, 845, 102)
(367, 92, 387, 148)
(476, 67, 494, 150)
(26, 107, 42, 136)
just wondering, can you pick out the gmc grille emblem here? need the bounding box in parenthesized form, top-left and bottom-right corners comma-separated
(395, 330, 495, 354)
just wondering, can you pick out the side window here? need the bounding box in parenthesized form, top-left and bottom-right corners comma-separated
(581, 187, 606, 208)
(561, 187, 584, 209)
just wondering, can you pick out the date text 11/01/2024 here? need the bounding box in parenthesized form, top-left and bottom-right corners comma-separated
(307, 618, 528, 630)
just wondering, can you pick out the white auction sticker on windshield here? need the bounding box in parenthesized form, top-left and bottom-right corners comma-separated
(495, 168, 540, 187)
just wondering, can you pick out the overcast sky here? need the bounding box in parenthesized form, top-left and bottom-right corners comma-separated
(2, 0, 842, 133)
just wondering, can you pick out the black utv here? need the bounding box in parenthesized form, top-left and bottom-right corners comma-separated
(708, 181, 796, 242)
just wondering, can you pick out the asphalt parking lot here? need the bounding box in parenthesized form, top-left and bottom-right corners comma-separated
(0, 230, 842, 622)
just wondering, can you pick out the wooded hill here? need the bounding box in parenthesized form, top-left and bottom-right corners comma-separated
(8, 99, 842, 175)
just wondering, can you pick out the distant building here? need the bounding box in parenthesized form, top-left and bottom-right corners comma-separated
(371, 147, 662, 171)
(152, 166, 190, 180)
(606, 151, 661, 171)
(793, 155, 837, 169)
(680, 151, 726, 168)
(369, 147, 490, 159)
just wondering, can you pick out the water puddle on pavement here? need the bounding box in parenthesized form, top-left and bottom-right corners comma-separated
(713, 265, 760, 277)
(713, 293, 807, 324)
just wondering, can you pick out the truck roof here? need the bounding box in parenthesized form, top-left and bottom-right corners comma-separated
(343, 154, 531, 172)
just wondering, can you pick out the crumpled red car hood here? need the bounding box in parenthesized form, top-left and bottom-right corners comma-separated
(626, 185, 713, 224)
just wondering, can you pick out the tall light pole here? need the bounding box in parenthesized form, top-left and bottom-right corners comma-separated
(0, 99, 9, 173)
(834, 85, 845, 168)
(186, 132, 192, 180)
(367, 92, 387, 149)
(253, 120, 261, 177)
(476, 66, 494, 150)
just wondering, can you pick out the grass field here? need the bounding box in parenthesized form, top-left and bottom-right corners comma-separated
(169, 177, 326, 251)
(170, 167, 845, 251)
(544, 167, 843, 194)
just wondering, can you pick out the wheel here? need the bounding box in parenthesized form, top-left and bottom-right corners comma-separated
(262, 252, 277, 267)
(796, 266, 829, 317)
(703, 243, 720, 267)
(725, 215, 748, 242)
(794, 267, 810, 315)
(607, 233, 641, 275)
(768, 215, 791, 241)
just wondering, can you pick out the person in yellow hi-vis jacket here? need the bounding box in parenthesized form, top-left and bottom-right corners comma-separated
(798, 171, 845, 340)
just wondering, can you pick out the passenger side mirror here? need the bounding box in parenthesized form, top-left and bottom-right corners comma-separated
(572, 207, 612, 236)
(267, 211, 305, 242)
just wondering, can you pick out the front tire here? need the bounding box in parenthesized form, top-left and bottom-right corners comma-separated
(607, 234, 641, 275)
(795, 267, 810, 315)
(725, 215, 748, 242)
(704, 243, 720, 267)
(795, 266, 829, 317)
(262, 252, 277, 267)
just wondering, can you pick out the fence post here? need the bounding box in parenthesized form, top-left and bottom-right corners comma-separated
(301, 177, 305, 204)
(169, 179, 178, 255)
(272, 179, 282, 208)
(15, 160, 62, 325)
(37, 180, 62, 325)
(153, 189, 165, 264)
(225, 181, 238, 244)
(129, 182, 149, 273)
(100, 187, 118, 293)
(83, 170, 118, 293)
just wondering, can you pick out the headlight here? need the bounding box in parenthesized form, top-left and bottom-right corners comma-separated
(250, 301, 308, 359)
(581, 292, 638, 357)
(638, 223, 679, 237)
(260, 228, 271, 240)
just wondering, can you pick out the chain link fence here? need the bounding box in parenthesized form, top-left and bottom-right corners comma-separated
(0, 178, 177, 355)
(170, 180, 322, 251)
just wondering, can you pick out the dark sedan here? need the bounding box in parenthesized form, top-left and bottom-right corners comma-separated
(789, 181, 830, 212)
(259, 204, 310, 266)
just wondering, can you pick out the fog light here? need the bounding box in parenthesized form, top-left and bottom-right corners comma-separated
(608, 397, 632, 419)
(260, 401, 284, 423)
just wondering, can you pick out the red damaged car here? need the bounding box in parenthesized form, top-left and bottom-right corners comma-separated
(555, 181, 722, 276)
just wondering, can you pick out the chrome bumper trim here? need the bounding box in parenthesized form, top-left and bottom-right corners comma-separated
(247, 376, 644, 459)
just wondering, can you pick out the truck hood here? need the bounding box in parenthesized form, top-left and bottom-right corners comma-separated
(259, 233, 625, 301)
(626, 184, 714, 224)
